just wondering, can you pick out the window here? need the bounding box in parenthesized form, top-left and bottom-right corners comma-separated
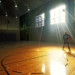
(50, 5, 66, 25)
(35, 13, 45, 27)
(74, 0, 75, 17)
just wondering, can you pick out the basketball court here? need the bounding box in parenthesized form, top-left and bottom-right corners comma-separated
(0, 42, 75, 75)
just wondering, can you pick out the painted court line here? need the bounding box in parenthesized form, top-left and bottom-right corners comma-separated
(0, 70, 1, 71)
(13, 71, 22, 73)
(32, 72, 43, 74)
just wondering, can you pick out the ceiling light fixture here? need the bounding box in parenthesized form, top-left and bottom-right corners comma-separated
(0, 0, 1, 3)
(16, 16, 18, 19)
(6, 14, 8, 17)
(28, 8, 30, 11)
(15, 4, 18, 8)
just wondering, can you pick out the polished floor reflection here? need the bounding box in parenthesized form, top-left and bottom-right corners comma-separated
(0, 42, 75, 75)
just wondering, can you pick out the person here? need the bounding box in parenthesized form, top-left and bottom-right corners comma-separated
(62, 32, 72, 51)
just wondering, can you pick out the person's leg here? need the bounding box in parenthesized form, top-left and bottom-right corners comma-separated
(67, 42, 70, 51)
(63, 42, 65, 50)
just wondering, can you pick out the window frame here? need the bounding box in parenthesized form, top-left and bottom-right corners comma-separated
(35, 13, 45, 27)
(50, 5, 66, 25)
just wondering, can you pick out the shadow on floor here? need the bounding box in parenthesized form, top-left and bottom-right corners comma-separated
(64, 50, 75, 57)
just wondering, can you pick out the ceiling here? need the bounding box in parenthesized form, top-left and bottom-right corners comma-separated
(0, 0, 50, 17)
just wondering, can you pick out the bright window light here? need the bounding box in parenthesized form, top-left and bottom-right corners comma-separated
(50, 5, 66, 25)
(35, 13, 45, 27)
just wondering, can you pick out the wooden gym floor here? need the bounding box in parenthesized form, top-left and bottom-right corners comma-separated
(0, 42, 75, 75)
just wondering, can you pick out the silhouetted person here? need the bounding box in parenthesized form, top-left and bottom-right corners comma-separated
(63, 32, 72, 51)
